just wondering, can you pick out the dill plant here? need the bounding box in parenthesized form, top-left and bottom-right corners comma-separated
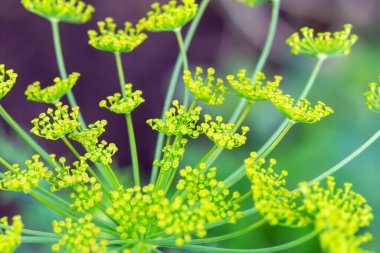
(0, 0, 379, 252)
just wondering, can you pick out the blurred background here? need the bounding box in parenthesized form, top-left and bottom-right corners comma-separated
(0, 0, 379, 252)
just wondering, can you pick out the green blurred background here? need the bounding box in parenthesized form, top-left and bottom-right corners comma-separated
(0, 0, 379, 252)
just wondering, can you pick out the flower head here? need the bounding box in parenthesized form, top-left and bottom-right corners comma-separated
(286, 24, 358, 58)
(0, 216, 23, 253)
(70, 182, 103, 213)
(154, 138, 188, 172)
(21, 0, 94, 24)
(52, 214, 107, 253)
(0, 64, 18, 100)
(88, 18, 147, 53)
(232, 0, 270, 7)
(69, 120, 107, 148)
(138, 0, 198, 32)
(227, 70, 282, 102)
(99, 84, 144, 114)
(0, 155, 52, 193)
(25, 72, 80, 104)
(183, 67, 228, 106)
(147, 100, 202, 138)
(364, 78, 380, 113)
(30, 102, 80, 140)
(84, 140, 118, 165)
(201, 114, 250, 149)
(300, 177, 373, 253)
(272, 95, 334, 124)
(245, 152, 310, 226)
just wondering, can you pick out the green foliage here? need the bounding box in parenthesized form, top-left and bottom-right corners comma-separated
(0, 64, 18, 100)
(21, 0, 94, 24)
(25, 72, 80, 104)
(88, 18, 147, 53)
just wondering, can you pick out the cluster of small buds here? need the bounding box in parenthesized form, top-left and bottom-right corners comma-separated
(245, 152, 310, 226)
(300, 177, 373, 253)
(52, 214, 107, 253)
(227, 70, 283, 102)
(0, 155, 52, 193)
(147, 100, 203, 138)
(69, 120, 107, 147)
(48, 156, 93, 192)
(272, 96, 334, 124)
(0, 64, 18, 100)
(232, 0, 270, 7)
(201, 114, 250, 149)
(85, 140, 118, 165)
(99, 84, 145, 114)
(286, 24, 358, 58)
(364, 78, 380, 113)
(30, 102, 80, 140)
(137, 0, 198, 32)
(0, 216, 23, 253)
(21, 0, 94, 24)
(154, 138, 188, 172)
(25, 72, 80, 104)
(183, 67, 228, 106)
(70, 182, 103, 212)
(88, 18, 147, 53)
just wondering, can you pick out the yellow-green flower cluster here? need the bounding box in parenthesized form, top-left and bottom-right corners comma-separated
(31, 102, 80, 140)
(70, 182, 103, 212)
(48, 156, 93, 192)
(147, 100, 202, 138)
(227, 70, 282, 102)
(99, 84, 144, 114)
(84, 140, 118, 165)
(201, 114, 250, 149)
(69, 120, 107, 147)
(25, 72, 80, 104)
(272, 96, 333, 124)
(300, 177, 373, 253)
(364, 78, 380, 113)
(232, 0, 270, 7)
(0, 216, 23, 253)
(154, 138, 188, 172)
(245, 152, 310, 226)
(0, 64, 18, 100)
(138, 0, 198, 32)
(183, 67, 228, 106)
(286, 24, 358, 58)
(52, 214, 107, 253)
(0, 155, 52, 193)
(88, 18, 147, 53)
(21, 0, 94, 24)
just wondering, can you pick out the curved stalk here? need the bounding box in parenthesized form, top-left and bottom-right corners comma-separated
(150, 0, 211, 184)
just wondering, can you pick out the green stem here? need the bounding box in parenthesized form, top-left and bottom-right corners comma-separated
(229, 0, 281, 123)
(150, 0, 210, 184)
(50, 19, 86, 130)
(0, 105, 54, 167)
(0, 156, 13, 171)
(21, 236, 58, 244)
(104, 163, 121, 189)
(174, 29, 190, 108)
(160, 229, 319, 252)
(61, 136, 81, 159)
(114, 52, 141, 186)
(0, 224, 59, 238)
(191, 219, 266, 244)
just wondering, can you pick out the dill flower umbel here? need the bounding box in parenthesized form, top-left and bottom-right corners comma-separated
(21, 0, 94, 24)
(88, 18, 147, 53)
(25, 72, 80, 104)
(227, 70, 282, 102)
(183, 67, 228, 106)
(0, 216, 23, 253)
(0, 64, 18, 100)
(364, 77, 380, 113)
(286, 24, 358, 58)
(138, 0, 198, 32)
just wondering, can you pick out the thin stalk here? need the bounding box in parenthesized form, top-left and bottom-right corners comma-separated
(229, 0, 281, 123)
(0, 105, 54, 167)
(114, 52, 141, 186)
(0, 156, 13, 171)
(206, 207, 258, 230)
(21, 236, 58, 244)
(150, 0, 210, 184)
(30, 191, 76, 219)
(62, 136, 81, 160)
(190, 219, 266, 244)
(0, 224, 59, 238)
(160, 229, 319, 252)
(50, 19, 86, 129)
(174, 28, 190, 108)
(104, 163, 121, 189)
